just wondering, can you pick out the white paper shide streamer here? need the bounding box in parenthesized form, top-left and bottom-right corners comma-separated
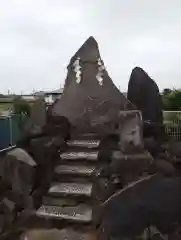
(96, 58, 105, 86)
(73, 57, 105, 86)
(73, 57, 82, 84)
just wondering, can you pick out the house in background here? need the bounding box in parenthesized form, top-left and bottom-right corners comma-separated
(21, 95, 37, 102)
(44, 88, 64, 105)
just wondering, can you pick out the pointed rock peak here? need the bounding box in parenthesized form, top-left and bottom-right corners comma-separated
(84, 36, 98, 45)
(132, 66, 144, 72)
(131, 67, 150, 79)
(78, 36, 98, 51)
(51, 37, 134, 133)
(69, 36, 100, 66)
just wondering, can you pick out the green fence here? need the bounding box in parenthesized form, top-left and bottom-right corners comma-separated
(0, 114, 27, 150)
(163, 111, 181, 141)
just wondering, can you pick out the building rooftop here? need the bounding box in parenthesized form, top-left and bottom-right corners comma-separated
(45, 88, 64, 95)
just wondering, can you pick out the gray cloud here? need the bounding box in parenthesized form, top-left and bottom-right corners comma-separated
(0, 0, 181, 94)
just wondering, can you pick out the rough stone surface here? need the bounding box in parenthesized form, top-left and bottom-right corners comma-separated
(127, 67, 163, 138)
(29, 98, 46, 128)
(51, 36, 134, 133)
(101, 175, 181, 239)
(167, 141, 181, 160)
(154, 159, 176, 177)
(4, 148, 37, 196)
(0, 198, 16, 234)
(23, 98, 46, 136)
(29, 136, 65, 195)
(16, 98, 48, 151)
(111, 150, 154, 186)
(43, 116, 70, 140)
(111, 151, 153, 178)
(30, 136, 64, 164)
(144, 137, 161, 157)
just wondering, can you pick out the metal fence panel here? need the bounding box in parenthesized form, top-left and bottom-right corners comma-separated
(0, 114, 27, 150)
(0, 116, 11, 149)
(163, 111, 181, 125)
(163, 111, 181, 141)
(11, 114, 24, 145)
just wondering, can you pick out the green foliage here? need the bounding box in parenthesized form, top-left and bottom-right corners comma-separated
(162, 88, 181, 111)
(13, 96, 31, 115)
(162, 88, 172, 96)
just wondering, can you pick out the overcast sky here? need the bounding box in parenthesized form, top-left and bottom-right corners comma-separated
(1, 0, 181, 94)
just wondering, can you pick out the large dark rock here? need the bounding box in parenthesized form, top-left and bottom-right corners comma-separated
(43, 116, 70, 140)
(51, 36, 134, 133)
(111, 150, 153, 186)
(23, 98, 47, 136)
(16, 98, 47, 151)
(101, 175, 181, 239)
(4, 148, 37, 196)
(30, 98, 47, 129)
(0, 198, 17, 234)
(154, 159, 177, 177)
(30, 136, 66, 200)
(30, 136, 65, 165)
(127, 67, 163, 139)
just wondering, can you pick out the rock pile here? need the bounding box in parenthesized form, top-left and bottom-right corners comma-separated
(0, 37, 181, 240)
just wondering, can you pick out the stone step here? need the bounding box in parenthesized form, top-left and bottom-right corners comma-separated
(48, 182, 93, 198)
(42, 196, 78, 207)
(67, 139, 100, 149)
(70, 132, 100, 140)
(21, 228, 97, 240)
(54, 164, 96, 177)
(36, 204, 92, 222)
(60, 151, 99, 161)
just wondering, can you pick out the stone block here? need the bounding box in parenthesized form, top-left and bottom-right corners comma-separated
(118, 110, 144, 154)
(4, 148, 37, 196)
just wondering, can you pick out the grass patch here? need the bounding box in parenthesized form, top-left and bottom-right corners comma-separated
(0, 103, 13, 111)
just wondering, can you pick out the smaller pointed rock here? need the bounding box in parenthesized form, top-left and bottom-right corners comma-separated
(127, 67, 164, 139)
(127, 67, 163, 125)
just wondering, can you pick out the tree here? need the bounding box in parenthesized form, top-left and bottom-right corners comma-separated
(162, 88, 172, 96)
(162, 89, 181, 111)
(13, 96, 31, 115)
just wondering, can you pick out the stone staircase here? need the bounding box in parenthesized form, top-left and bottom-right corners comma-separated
(33, 131, 153, 239)
(19, 111, 152, 239)
(1, 110, 154, 239)
(35, 134, 114, 233)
